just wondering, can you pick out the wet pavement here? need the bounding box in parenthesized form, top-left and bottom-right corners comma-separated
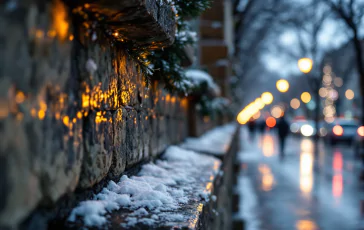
(238, 128, 364, 230)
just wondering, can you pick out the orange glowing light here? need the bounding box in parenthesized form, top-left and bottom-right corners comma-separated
(52, 0, 69, 41)
(15, 91, 25, 104)
(266, 117, 276, 128)
(301, 92, 311, 103)
(296, 220, 318, 230)
(276, 79, 290, 93)
(333, 125, 343, 136)
(38, 110, 46, 120)
(63, 116, 70, 126)
(357, 126, 364, 137)
(298, 58, 313, 74)
(345, 89, 354, 100)
(69, 34, 74, 41)
(77, 111, 83, 119)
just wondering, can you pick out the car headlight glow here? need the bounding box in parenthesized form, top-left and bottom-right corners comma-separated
(301, 124, 314, 137)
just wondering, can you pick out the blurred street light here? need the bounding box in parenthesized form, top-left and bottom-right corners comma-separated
(261, 92, 274, 105)
(345, 89, 354, 100)
(255, 98, 265, 109)
(319, 87, 328, 98)
(266, 117, 276, 128)
(271, 105, 284, 118)
(276, 79, 290, 93)
(290, 98, 300, 109)
(298, 58, 313, 74)
(301, 92, 311, 103)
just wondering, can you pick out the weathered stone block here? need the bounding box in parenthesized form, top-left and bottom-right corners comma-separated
(109, 108, 127, 178)
(78, 111, 113, 188)
(80, 0, 176, 48)
(0, 117, 43, 227)
(150, 111, 159, 156)
(124, 109, 139, 169)
(142, 110, 152, 159)
(157, 115, 168, 154)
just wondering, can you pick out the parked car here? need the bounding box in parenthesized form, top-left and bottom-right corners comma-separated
(353, 126, 364, 159)
(324, 119, 359, 145)
(290, 119, 324, 137)
(290, 120, 309, 136)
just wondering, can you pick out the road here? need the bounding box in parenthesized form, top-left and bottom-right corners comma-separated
(238, 128, 364, 230)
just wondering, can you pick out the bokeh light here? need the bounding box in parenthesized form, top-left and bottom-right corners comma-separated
(271, 105, 284, 118)
(290, 98, 300, 110)
(298, 58, 313, 73)
(319, 87, 328, 98)
(254, 98, 265, 109)
(301, 124, 314, 137)
(301, 92, 311, 103)
(276, 79, 290, 93)
(333, 125, 343, 136)
(261, 92, 274, 105)
(345, 89, 354, 100)
(357, 126, 364, 137)
(266, 117, 276, 128)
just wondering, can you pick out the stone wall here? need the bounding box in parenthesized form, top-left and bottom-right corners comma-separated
(0, 0, 187, 228)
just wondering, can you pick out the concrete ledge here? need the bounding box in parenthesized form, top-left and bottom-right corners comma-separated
(18, 125, 239, 230)
(75, 0, 176, 48)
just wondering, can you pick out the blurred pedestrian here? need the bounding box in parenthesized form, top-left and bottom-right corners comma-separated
(247, 118, 256, 140)
(258, 119, 266, 134)
(277, 115, 289, 158)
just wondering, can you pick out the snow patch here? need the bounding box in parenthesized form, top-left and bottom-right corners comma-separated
(68, 146, 220, 227)
(237, 176, 261, 230)
(181, 123, 237, 156)
(185, 69, 221, 96)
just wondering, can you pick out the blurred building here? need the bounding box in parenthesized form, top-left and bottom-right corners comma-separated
(199, 0, 234, 98)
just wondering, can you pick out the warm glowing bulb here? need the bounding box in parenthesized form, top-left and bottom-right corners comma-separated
(266, 117, 276, 128)
(298, 58, 313, 73)
(290, 98, 300, 109)
(261, 92, 274, 105)
(345, 89, 354, 100)
(276, 79, 290, 93)
(301, 92, 311, 103)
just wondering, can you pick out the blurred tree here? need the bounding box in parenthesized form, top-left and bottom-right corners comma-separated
(322, 0, 364, 124)
(232, 0, 291, 106)
(272, 1, 330, 143)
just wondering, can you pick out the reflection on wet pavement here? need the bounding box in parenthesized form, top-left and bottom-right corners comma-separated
(300, 152, 314, 194)
(296, 219, 318, 230)
(260, 135, 275, 157)
(259, 164, 275, 192)
(239, 128, 362, 230)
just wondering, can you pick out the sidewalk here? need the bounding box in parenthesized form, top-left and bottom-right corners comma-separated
(237, 128, 361, 230)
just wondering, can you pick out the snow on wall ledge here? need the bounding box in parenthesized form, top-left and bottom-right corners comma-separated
(66, 146, 221, 229)
(0, 0, 184, 228)
(181, 123, 238, 157)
